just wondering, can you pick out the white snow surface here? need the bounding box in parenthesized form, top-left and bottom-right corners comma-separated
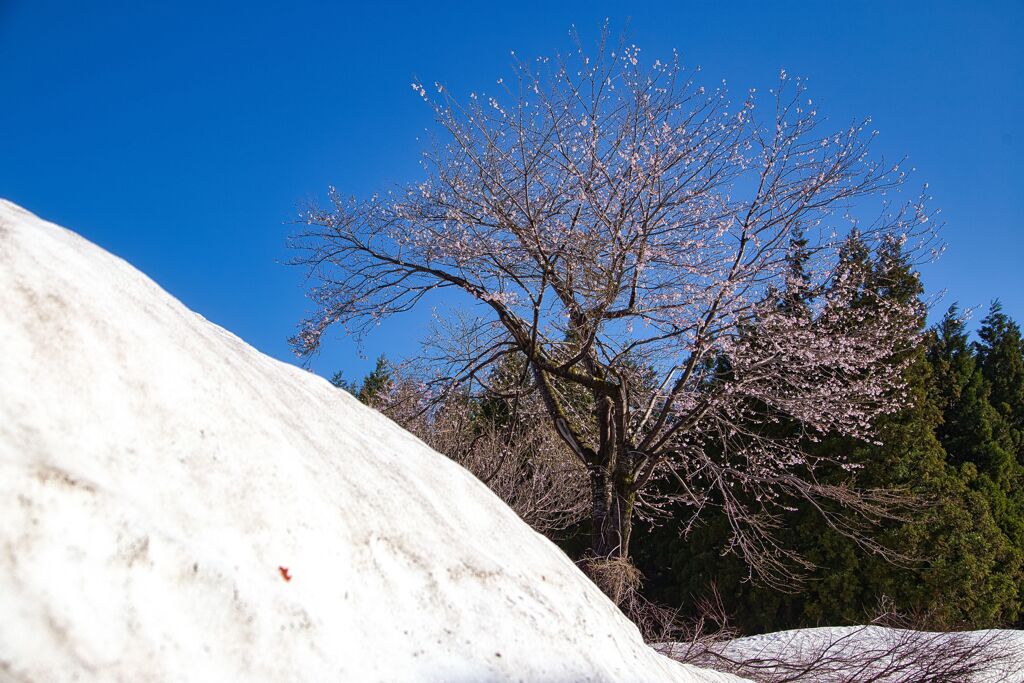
(662, 626, 1024, 682)
(0, 199, 743, 682)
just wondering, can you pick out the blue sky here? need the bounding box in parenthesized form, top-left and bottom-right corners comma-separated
(1, 1, 1021, 382)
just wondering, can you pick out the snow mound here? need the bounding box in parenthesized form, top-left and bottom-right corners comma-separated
(661, 625, 1024, 682)
(0, 200, 741, 682)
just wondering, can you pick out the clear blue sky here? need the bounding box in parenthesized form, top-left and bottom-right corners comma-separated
(1, 1, 1021, 382)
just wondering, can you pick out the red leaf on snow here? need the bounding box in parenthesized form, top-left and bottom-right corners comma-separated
(278, 566, 292, 582)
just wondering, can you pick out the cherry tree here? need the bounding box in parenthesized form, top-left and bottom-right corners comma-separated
(290, 30, 939, 584)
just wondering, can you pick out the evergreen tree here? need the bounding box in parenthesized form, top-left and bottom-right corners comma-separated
(331, 355, 393, 406)
(929, 307, 1009, 473)
(806, 346, 1020, 628)
(634, 242, 1024, 632)
(794, 293, 1024, 628)
(329, 372, 357, 394)
(925, 306, 1024, 624)
(976, 301, 1024, 441)
(356, 355, 393, 406)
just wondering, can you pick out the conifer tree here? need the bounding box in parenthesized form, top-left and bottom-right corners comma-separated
(331, 355, 393, 406)
(796, 294, 1024, 628)
(929, 308, 1009, 473)
(976, 301, 1024, 441)
(634, 243, 1024, 631)
(925, 306, 1024, 624)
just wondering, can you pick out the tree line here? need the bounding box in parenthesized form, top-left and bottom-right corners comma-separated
(633, 295, 1024, 633)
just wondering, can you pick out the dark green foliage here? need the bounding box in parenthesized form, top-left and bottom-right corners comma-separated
(929, 306, 1024, 593)
(331, 354, 393, 406)
(632, 248, 1024, 633)
(796, 342, 1022, 629)
(976, 301, 1024, 443)
(329, 371, 356, 394)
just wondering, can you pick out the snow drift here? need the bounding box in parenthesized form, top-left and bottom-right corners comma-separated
(663, 626, 1024, 682)
(0, 200, 740, 682)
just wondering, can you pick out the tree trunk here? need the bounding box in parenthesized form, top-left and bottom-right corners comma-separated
(589, 468, 635, 559)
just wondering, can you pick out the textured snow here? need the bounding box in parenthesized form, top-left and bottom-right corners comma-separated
(662, 625, 1024, 682)
(0, 199, 743, 682)
(728, 626, 1024, 682)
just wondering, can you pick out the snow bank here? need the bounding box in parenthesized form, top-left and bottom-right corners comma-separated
(661, 625, 1024, 682)
(0, 199, 742, 682)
